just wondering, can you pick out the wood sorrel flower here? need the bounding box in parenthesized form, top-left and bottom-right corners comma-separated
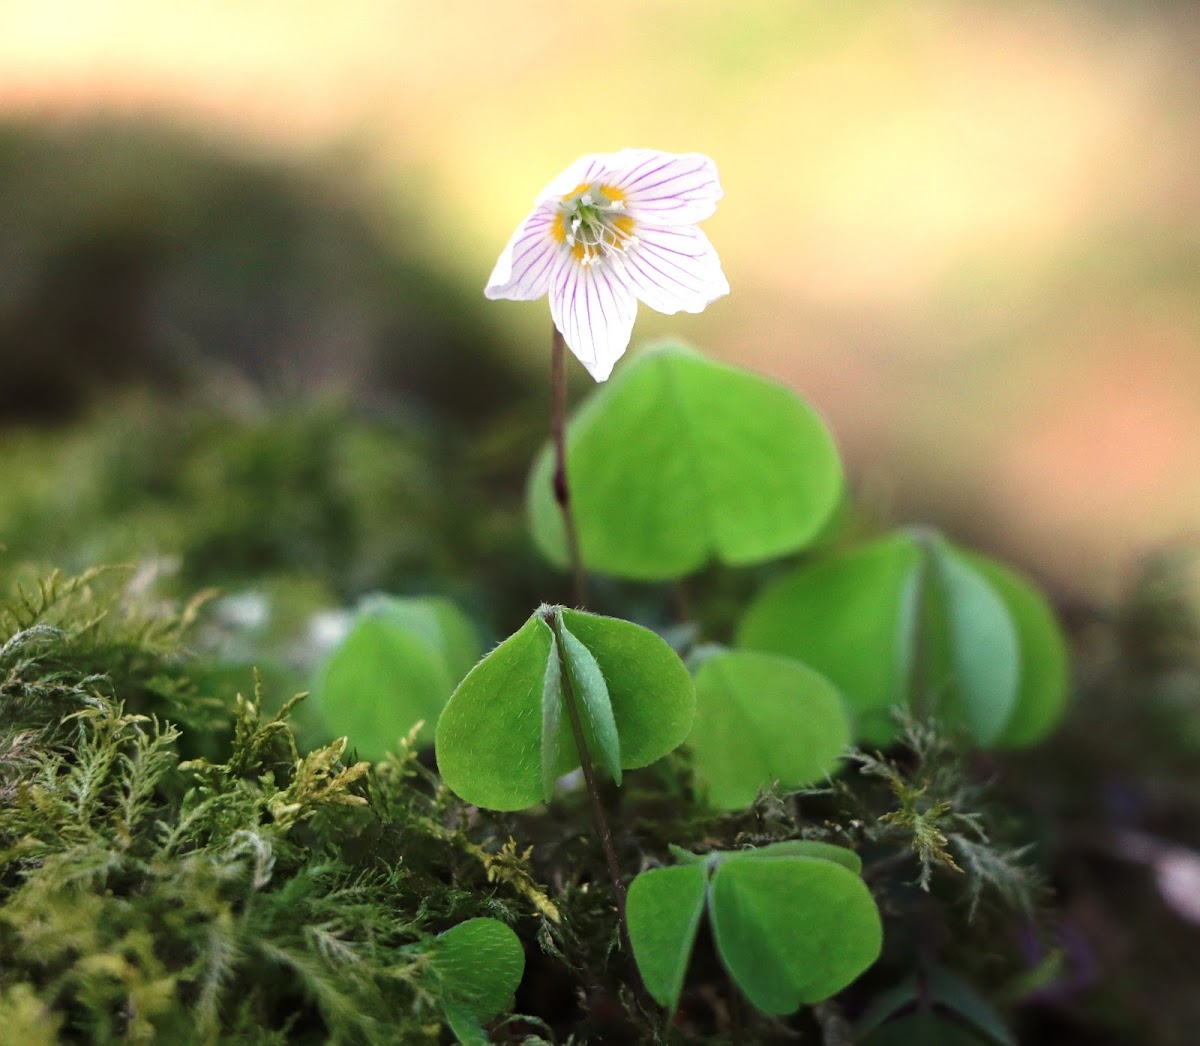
(485, 149, 729, 381)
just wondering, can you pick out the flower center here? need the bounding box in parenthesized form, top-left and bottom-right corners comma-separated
(554, 183, 636, 266)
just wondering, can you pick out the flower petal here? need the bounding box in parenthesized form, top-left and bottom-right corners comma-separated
(620, 224, 729, 316)
(611, 151, 723, 226)
(549, 258, 638, 382)
(485, 205, 564, 301)
(535, 154, 612, 204)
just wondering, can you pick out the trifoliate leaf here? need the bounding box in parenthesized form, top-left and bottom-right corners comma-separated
(965, 555, 1069, 747)
(436, 607, 694, 811)
(708, 854, 883, 1013)
(540, 632, 565, 803)
(527, 343, 843, 580)
(689, 649, 851, 809)
(736, 533, 921, 744)
(626, 863, 709, 1013)
(923, 964, 1018, 1046)
(557, 608, 694, 770)
(863, 1011, 993, 1046)
(557, 617, 622, 785)
(721, 839, 863, 874)
(364, 594, 481, 687)
(436, 615, 558, 810)
(427, 918, 525, 1042)
(315, 595, 479, 758)
(928, 541, 1020, 746)
(737, 530, 1065, 749)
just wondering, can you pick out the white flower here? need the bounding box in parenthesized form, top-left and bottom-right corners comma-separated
(485, 149, 729, 381)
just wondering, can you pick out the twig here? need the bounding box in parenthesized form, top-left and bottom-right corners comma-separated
(814, 1000, 856, 1045)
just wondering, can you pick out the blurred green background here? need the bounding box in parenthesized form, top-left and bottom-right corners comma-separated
(2, 0, 1198, 606)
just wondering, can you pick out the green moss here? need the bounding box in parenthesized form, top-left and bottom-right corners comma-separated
(0, 571, 557, 1044)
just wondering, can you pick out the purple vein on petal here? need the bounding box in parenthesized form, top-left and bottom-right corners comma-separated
(638, 229, 709, 260)
(521, 245, 559, 292)
(620, 158, 674, 192)
(631, 256, 708, 303)
(629, 164, 710, 198)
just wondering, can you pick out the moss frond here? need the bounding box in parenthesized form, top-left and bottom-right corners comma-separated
(0, 570, 549, 1043)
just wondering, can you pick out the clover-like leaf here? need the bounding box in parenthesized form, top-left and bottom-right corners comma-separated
(722, 839, 863, 875)
(626, 863, 709, 1013)
(557, 616, 622, 785)
(629, 845, 878, 1019)
(923, 964, 1018, 1046)
(427, 918, 525, 1044)
(856, 966, 1017, 1046)
(689, 649, 851, 809)
(436, 614, 556, 811)
(557, 608, 694, 769)
(737, 530, 1067, 749)
(927, 541, 1020, 746)
(315, 595, 480, 758)
(965, 555, 1069, 747)
(436, 606, 694, 811)
(709, 854, 882, 1013)
(863, 1011, 993, 1046)
(736, 533, 921, 744)
(527, 343, 843, 580)
(366, 594, 481, 688)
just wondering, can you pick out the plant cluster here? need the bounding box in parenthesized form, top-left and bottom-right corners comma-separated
(309, 340, 1065, 1042)
(0, 148, 1075, 1043)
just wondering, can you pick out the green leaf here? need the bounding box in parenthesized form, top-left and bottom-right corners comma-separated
(689, 650, 851, 809)
(736, 533, 921, 744)
(928, 543, 1021, 746)
(558, 617, 622, 785)
(527, 343, 843, 580)
(436, 615, 556, 810)
(738, 530, 1056, 748)
(709, 855, 882, 1014)
(924, 965, 1018, 1046)
(863, 1011, 992, 1046)
(626, 864, 709, 1012)
(668, 843, 706, 865)
(442, 1003, 488, 1046)
(365, 594, 481, 687)
(540, 632, 564, 803)
(558, 609, 695, 770)
(316, 594, 480, 757)
(427, 918, 525, 1040)
(436, 607, 694, 810)
(855, 974, 920, 1039)
(965, 555, 1069, 747)
(722, 840, 863, 875)
(856, 967, 1016, 1046)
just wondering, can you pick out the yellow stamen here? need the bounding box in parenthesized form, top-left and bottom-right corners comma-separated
(563, 182, 626, 205)
(556, 182, 635, 267)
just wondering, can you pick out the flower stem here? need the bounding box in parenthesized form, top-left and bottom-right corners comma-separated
(907, 527, 937, 722)
(551, 327, 588, 607)
(544, 609, 632, 956)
